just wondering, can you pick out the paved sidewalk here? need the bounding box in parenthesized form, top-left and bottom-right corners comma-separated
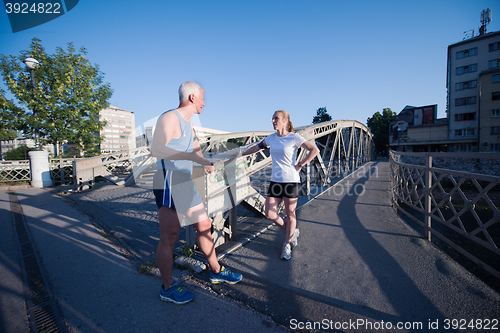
(0, 190, 29, 332)
(0, 188, 288, 333)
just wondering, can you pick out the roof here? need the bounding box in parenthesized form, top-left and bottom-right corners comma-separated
(447, 29, 500, 49)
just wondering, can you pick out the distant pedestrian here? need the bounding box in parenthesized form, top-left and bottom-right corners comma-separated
(239, 110, 319, 260)
(151, 81, 242, 304)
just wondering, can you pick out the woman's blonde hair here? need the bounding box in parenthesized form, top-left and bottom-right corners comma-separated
(275, 110, 295, 133)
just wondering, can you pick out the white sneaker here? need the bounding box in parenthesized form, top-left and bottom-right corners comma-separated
(290, 229, 300, 249)
(281, 242, 292, 260)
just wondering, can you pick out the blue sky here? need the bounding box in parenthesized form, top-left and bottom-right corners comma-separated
(1, 0, 500, 135)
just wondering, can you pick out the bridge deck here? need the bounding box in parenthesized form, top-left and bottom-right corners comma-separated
(216, 160, 499, 330)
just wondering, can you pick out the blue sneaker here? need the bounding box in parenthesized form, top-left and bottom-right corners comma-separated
(210, 266, 243, 284)
(159, 281, 194, 304)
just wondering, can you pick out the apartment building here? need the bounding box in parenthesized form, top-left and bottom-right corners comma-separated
(388, 104, 449, 152)
(0, 137, 55, 159)
(446, 29, 500, 152)
(478, 69, 500, 152)
(136, 126, 154, 148)
(99, 106, 135, 153)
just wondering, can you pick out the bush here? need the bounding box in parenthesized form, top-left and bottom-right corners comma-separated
(3, 145, 35, 160)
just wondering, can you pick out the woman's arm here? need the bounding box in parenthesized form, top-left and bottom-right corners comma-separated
(295, 141, 320, 171)
(233, 140, 267, 158)
(240, 144, 263, 156)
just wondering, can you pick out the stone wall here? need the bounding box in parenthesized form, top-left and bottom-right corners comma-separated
(399, 155, 500, 176)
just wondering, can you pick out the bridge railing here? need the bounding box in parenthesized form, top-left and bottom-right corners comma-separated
(0, 158, 75, 185)
(389, 151, 500, 278)
(72, 147, 152, 190)
(51, 157, 75, 185)
(0, 160, 31, 184)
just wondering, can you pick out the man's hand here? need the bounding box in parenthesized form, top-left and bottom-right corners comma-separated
(204, 163, 214, 175)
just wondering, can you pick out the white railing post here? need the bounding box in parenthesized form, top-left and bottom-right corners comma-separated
(60, 156, 65, 184)
(424, 154, 433, 242)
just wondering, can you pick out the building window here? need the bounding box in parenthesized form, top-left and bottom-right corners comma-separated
(456, 47, 477, 59)
(493, 92, 500, 101)
(455, 96, 477, 106)
(489, 42, 500, 52)
(455, 80, 477, 90)
(494, 75, 500, 84)
(492, 109, 500, 117)
(455, 128, 475, 136)
(491, 143, 500, 152)
(456, 144, 472, 152)
(456, 64, 477, 74)
(489, 59, 500, 69)
(491, 126, 500, 135)
(454, 112, 475, 121)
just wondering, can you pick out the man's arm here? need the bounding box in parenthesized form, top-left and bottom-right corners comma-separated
(192, 126, 214, 173)
(150, 112, 211, 166)
(192, 126, 204, 160)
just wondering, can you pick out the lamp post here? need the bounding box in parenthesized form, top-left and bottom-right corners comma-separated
(23, 57, 40, 150)
(23, 57, 53, 187)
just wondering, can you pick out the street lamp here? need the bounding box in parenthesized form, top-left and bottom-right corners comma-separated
(23, 57, 52, 187)
(23, 57, 40, 150)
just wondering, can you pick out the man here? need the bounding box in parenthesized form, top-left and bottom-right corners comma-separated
(151, 81, 242, 304)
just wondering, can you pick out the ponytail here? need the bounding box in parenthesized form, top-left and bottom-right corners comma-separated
(276, 110, 295, 133)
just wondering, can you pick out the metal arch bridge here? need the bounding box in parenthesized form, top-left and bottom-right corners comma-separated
(198, 119, 374, 187)
(72, 119, 374, 247)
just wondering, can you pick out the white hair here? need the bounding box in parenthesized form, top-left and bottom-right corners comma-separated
(178, 81, 203, 103)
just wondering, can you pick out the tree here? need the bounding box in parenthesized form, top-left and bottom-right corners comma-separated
(0, 38, 113, 156)
(366, 108, 397, 155)
(4, 145, 34, 160)
(0, 125, 17, 140)
(0, 90, 20, 160)
(0, 88, 19, 140)
(312, 107, 332, 124)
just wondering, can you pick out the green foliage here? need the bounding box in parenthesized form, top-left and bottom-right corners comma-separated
(227, 138, 244, 147)
(0, 88, 19, 139)
(0, 37, 113, 156)
(0, 127, 18, 140)
(312, 107, 332, 124)
(3, 145, 34, 160)
(182, 245, 193, 258)
(366, 108, 397, 154)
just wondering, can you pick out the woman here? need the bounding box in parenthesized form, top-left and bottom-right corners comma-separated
(240, 110, 319, 260)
